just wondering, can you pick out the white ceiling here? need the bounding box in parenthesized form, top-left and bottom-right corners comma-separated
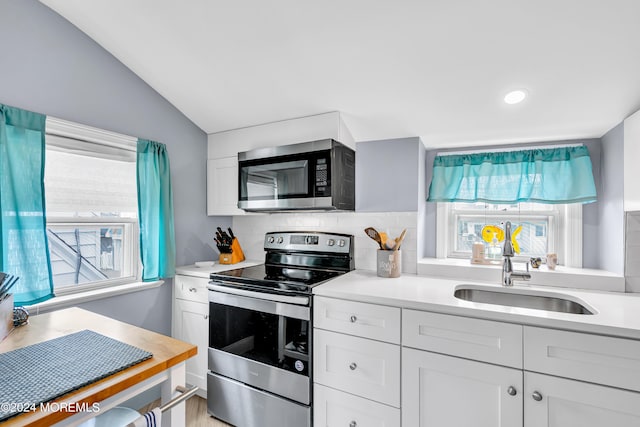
(40, 0, 640, 148)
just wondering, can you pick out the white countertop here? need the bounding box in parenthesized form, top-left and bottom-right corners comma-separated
(175, 260, 262, 278)
(314, 270, 640, 340)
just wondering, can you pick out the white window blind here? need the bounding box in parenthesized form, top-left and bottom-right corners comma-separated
(44, 118, 137, 217)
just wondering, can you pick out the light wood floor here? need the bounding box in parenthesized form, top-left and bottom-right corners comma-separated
(139, 396, 231, 427)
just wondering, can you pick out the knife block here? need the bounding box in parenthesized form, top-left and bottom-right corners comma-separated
(0, 294, 14, 342)
(219, 238, 246, 265)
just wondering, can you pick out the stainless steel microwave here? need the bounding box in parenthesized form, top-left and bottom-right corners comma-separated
(238, 139, 355, 212)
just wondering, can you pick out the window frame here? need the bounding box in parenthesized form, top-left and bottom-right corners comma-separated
(436, 202, 583, 267)
(47, 217, 140, 296)
(45, 117, 141, 295)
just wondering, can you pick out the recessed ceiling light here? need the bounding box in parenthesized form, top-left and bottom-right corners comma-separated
(504, 89, 527, 105)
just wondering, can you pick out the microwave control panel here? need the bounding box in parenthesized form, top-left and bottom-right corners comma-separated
(314, 156, 331, 196)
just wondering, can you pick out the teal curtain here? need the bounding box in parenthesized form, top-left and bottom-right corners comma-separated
(137, 139, 176, 281)
(0, 104, 53, 305)
(427, 146, 597, 204)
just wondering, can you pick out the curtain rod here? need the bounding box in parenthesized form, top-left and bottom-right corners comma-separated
(436, 143, 584, 157)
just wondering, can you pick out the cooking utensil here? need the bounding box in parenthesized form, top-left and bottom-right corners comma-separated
(379, 232, 388, 249)
(364, 227, 384, 249)
(393, 229, 407, 251)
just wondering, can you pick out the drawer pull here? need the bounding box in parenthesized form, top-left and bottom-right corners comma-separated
(349, 362, 357, 371)
(532, 391, 543, 401)
(350, 315, 357, 323)
(507, 386, 517, 396)
(188, 287, 197, 292)
(204, 314, 209, 320)
(349, 421, 357, 427)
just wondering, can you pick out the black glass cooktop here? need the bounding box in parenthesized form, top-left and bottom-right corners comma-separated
(209, 264, 344, 295)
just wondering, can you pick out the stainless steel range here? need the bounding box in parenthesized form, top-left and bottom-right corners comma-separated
(207, 231, 354, 427)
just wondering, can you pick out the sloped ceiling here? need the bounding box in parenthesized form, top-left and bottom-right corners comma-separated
(40, 0, 640, 147)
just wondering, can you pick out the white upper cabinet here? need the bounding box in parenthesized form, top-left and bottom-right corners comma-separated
(207, 111, 354, 159)
(207, 157, 244, 216)
(624, 109, 640, 211)
(206, 111, 354, 216)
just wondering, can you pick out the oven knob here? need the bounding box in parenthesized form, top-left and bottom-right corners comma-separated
(268, 236, 275, 244)
(338, 239, 346, 247)
(327, 239, 335, 246)
(277, 236, 284, 244)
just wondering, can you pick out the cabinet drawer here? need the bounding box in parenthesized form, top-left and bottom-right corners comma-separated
(314, 296, 401, 344)
(175, 275, 209, 303)
(314, 384, 400, 427)
(314, 329, 400, 407)
(524, 326, 640, 392)
(402, 309, 523, 368)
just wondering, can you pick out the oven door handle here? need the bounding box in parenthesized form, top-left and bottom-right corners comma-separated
(208, 283, 310, 320)
(208, 282, 310, 305)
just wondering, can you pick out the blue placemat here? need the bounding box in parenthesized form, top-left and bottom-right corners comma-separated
(0, 329, 152, 421)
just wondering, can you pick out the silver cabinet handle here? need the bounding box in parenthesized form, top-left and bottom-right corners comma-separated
(349, 362, 357, 370)
(350, 315, 357, 323)
(204, 314, 209, 320)
(188, 287, 197, 292)
(350, 422, 357, 427)
(532, 391, 543, 401)
(507, 386, 517, 396)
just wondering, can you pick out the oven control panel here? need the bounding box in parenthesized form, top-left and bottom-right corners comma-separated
(264, 232, 352, 254)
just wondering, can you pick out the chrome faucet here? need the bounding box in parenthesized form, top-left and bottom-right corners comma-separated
(501, 221, 531, 287)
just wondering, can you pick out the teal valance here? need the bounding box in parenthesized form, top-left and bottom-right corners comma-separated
(427, 145, 597, 204)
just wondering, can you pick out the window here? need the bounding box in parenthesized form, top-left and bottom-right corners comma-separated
(436, 202, 582, 267)
(428, 145, 595, 268)
(44, 118, 139, 294)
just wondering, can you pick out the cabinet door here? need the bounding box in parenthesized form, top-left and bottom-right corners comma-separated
(525, 372, 640, 427)
(174, 298, 209, 392)
(207, 156, 244, 216)
(402, 348, 523, 427)
(314, 384, 400, 427)
(314, 329, 400, 407)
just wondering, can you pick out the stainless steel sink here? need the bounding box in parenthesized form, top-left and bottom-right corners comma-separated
(454, 286, 594, 315)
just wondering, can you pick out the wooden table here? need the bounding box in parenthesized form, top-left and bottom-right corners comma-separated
(0, 307, 197, 426)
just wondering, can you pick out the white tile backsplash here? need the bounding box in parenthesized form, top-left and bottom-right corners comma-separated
(233, 212, 418, 273)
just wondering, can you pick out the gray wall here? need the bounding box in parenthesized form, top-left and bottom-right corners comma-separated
(356, 137, 421, 211)
(422, 138, 603, 270)
(599, 123, 625, 274)
(0, 0, 229, 333)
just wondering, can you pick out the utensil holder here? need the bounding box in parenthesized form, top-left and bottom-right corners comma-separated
(1, 293, 14, 342)
(377, 250, 401, 278)
(219, 238, 246, 265)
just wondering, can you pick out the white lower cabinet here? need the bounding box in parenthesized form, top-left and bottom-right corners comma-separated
(173, 274, 209, 397)
(402, 347, 523, 427)
(315, 296, 640, 427)
(525, 371, 640, 427)
(174, 298, 209, 393)
(314, 384, 400, 427)
(313, 297, 401, 426)
(314, 329, 400, 407)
